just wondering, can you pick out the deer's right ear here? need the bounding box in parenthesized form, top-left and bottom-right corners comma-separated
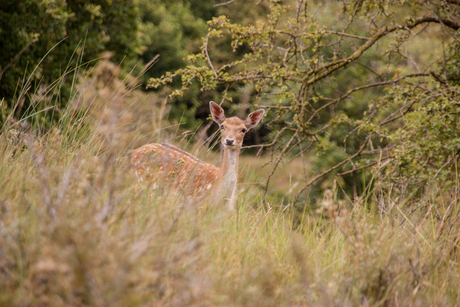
(210, 101, 226, 125)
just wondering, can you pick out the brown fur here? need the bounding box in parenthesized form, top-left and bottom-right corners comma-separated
(131, 101, 264, 210)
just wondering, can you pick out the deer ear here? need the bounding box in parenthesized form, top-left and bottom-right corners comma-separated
(245, 109, 265, 129)
(210, 101, 226, 125)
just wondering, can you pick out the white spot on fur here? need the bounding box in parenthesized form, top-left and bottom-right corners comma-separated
(206, 184, 212, 190)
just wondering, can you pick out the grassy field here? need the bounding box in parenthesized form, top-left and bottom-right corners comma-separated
(1, 78, 460, 306)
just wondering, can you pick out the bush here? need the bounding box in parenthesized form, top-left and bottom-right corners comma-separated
(0, 0, 141, 127)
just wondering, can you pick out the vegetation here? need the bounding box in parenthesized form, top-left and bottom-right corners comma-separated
(0, 0, 142, 127)
(1, 0, 460, 305)
(1, 77, 460, 305)
(150, 0, 460, 203)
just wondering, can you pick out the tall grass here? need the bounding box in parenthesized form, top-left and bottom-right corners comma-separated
(1, 62, 460, 306)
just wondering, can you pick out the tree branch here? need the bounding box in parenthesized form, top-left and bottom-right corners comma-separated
(306, 136, 371, 186)
(325, 30, 369, 40)
(263, 132, 298, 201)
(204, 36, 218, 79)
(214, 0, 235, 7)
(302, 16, 459, 87)
(293, 136, 372, 204)
(306, 73, 429, 124)
(0, 40, 35, 81)
(406, 16, 460, 30)
(337, 160, 382, 176)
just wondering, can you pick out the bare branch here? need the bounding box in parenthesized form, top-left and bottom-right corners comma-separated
(214, 0, 235, 7)
(204, 36, 218, 79)
(292, 136, 372, 205)
(325, 30, 369, 40)
(263, 132, 298, 201)
(306, 135, 371, 186)
(303, 16, 459, 87)
(304, 26, 390, 85)
(337, 160, 384, 176)
(361, 145, 394, 156)
(0, 39, 35, 81)
(243, 127, 289, 149)
(430, 71, 447, 84)
(306, 73, 429, 124)
(409, 15, 460, 30)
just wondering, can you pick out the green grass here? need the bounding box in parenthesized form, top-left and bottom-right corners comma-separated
(1, 71, 460, 306)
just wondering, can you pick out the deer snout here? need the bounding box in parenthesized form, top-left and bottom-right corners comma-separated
(225, 138, 235, 146)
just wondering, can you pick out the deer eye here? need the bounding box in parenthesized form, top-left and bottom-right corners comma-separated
(241, 128, 247, 134)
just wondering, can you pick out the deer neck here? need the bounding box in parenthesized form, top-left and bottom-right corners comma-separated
(219, 147, 239, 188)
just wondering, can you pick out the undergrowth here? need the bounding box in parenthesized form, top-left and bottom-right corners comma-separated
(0, 64, 459, 306)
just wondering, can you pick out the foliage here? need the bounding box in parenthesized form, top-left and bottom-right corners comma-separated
(137, 0, 209, 82)
(376, 82, 460, 195)
(0, 0, 141, 127)
(2, 2, 460, 304)
(148, 0, 460, 204)
(138, 0, 271, 131)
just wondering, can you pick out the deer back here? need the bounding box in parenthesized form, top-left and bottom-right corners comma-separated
(131, 143, 221, 195)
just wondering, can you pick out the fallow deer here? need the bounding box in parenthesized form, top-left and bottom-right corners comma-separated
(131, 101, 265, 210)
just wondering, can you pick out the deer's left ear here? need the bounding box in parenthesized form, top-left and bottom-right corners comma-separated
(245, 109, 265, 129)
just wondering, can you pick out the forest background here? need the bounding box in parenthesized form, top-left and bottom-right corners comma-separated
(1, 0, 460, 305)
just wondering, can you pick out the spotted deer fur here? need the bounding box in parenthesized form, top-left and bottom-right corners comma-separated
(131, 101, 265, 210)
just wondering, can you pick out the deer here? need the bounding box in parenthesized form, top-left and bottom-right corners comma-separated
(131, 101, 265, 211)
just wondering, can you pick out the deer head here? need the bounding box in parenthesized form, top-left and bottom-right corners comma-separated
(209, 101, 265, 150)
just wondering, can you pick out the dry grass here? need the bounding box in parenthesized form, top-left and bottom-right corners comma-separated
(239, 155, 310, 199)
(1, 69, 460, 306)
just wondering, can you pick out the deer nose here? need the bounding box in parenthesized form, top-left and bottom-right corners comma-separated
(225, 138, 235, 146)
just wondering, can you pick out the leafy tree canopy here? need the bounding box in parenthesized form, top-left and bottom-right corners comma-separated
(0, 0, 141, 126)
(149, 0, 460, 204)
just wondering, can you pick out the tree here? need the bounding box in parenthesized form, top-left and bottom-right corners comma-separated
(148, 0, 460, 206)
(138, 0, 209, 81)
(0, 0, 141, 127)
(138, 0, 270, 132)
